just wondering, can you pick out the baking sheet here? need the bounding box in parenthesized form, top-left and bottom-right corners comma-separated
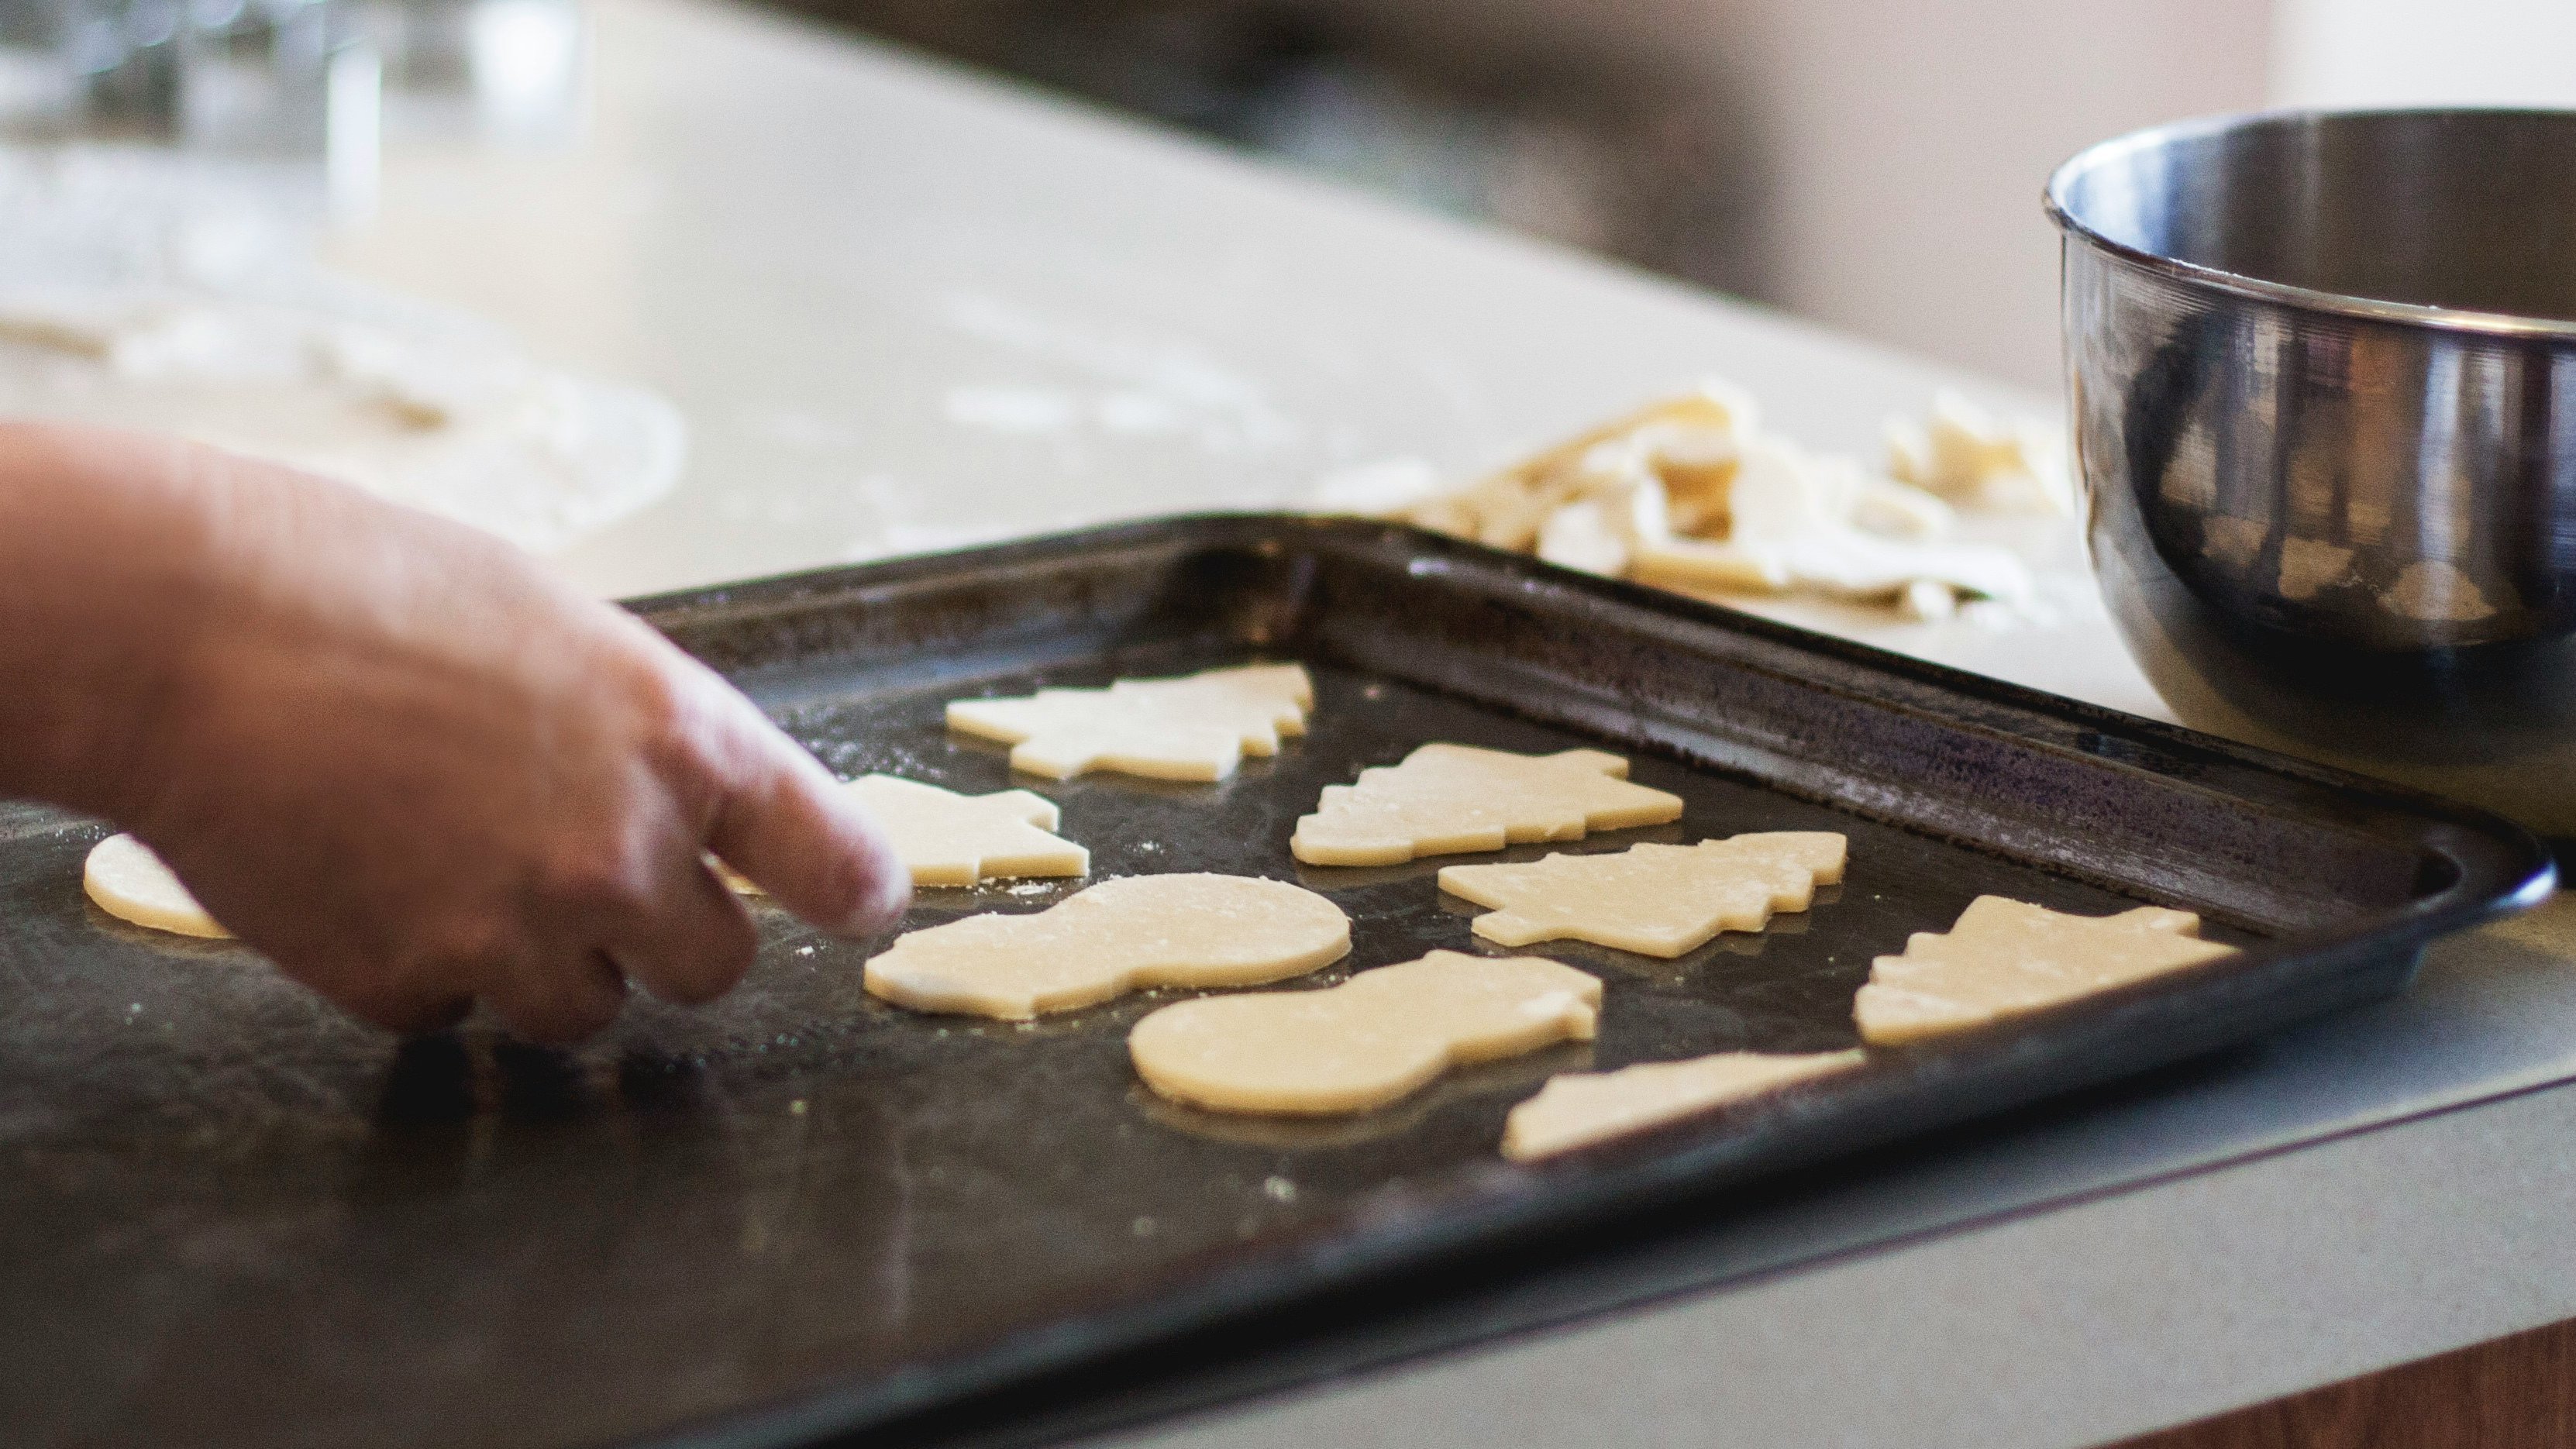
(0, 515, 2543, 1449)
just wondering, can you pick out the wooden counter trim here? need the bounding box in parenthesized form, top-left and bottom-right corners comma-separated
(2116, 1315, 2576, 1447)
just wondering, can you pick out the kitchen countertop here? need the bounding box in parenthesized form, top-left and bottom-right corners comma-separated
(320, 2, 2576, 1444)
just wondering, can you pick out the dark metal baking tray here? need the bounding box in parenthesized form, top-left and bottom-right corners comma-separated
(0, 514, 2546, 1449)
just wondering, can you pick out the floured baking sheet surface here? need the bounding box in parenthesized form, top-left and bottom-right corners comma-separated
(0, 517, 2536, 1449)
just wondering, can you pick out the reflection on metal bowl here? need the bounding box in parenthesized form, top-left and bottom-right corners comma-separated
(2048, 108, 2576, 835)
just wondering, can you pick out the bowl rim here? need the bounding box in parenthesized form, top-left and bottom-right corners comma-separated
(2044, 105, 2576, 342)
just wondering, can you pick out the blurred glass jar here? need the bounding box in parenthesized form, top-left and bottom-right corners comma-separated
(180, 0, 362, 154)
(352, 0, 582, 146)
(26, 0, 378, 170)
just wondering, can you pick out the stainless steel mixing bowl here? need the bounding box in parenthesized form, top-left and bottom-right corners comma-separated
(2047, 108, 2576, 835)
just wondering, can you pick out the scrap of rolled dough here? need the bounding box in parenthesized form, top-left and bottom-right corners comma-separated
(1438, 832, 1846, 956)
(1502, 1048, 1864, 1161)
(84, 834, 229, 939)
(945, 663, 1312, 781)
(1128, 949, 1603, 1115)
(1855, 894, 2238, 1045)
(1291, 744, 1685, 867)
(865, 872, 1348, 1019)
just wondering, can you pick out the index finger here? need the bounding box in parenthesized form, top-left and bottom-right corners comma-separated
(701, 697, 912, 938)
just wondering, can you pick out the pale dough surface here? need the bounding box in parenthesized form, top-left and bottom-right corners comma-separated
(721, 773, 1087, 893)
(1290, 744, 1685, 867)
(1438, 832, 1846, 956)
(945, 663, 1312, 781)
(1855, 894, 2238, 1045)
(1502, 1048, 1864, 1161)
(847, 773, 1087, 885)
(865, 872, 1348, 1019)
(1128, 949, 1603, 1115)
(84, 834, 229, 939)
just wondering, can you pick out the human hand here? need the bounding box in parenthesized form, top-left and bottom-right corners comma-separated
(0, 425, 910, 1041)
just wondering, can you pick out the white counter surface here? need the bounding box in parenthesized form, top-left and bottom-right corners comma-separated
(323, 3, 2576, 1443)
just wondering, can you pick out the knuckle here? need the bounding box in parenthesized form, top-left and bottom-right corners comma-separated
(681, 914, 759, 1001)
(536, 838, 656, 917)
(405, 915, 518, 977)
(495, 966, 628, 1045)
(629, 657, 730, 783)
(622, 900, 756, 1007)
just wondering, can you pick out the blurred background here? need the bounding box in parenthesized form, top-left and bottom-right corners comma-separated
(771, 0, 2576, 391)
(1, 0, 2572, 392)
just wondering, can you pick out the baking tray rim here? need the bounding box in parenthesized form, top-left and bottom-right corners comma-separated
(630, 511, 2554, 946)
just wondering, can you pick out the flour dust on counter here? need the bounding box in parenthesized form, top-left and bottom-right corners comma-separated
(0, 146, 684, 554)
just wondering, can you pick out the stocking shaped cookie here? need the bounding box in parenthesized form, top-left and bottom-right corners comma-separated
(865, 872, 1348, 1019)
(1855, 895, 2237, 1045)
(1290, 744, 1684, 866)
(945, 663, 1312, 781)
(1502, 1049, 1861, 1161)
(1128, 949, 1602, 1114)
(1438, 832, 1845, 956)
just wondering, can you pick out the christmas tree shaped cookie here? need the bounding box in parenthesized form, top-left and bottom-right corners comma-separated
(1855, 894, 2237, 1045)
(1438, 832, 1846, 957)
(945, 663, 1312, 781)
(865, 872, 1348, 1020)
(1290, 744, 1685, 867)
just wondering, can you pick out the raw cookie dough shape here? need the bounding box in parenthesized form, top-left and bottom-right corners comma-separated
(1502, 1048, 1863, 1161)
(84, 834, 229, 939)
(1128, 949, 1603, 1115)
(1438, 832, 1846, 957)
(945, 663, 1313, 781)
(845, 773, 1087, 886)
(721, 773, 1087, 893)
(1290, 744, 1686, 867)
(864, 872, 1349, 1020)
(1855, 894, 2239, 1045)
